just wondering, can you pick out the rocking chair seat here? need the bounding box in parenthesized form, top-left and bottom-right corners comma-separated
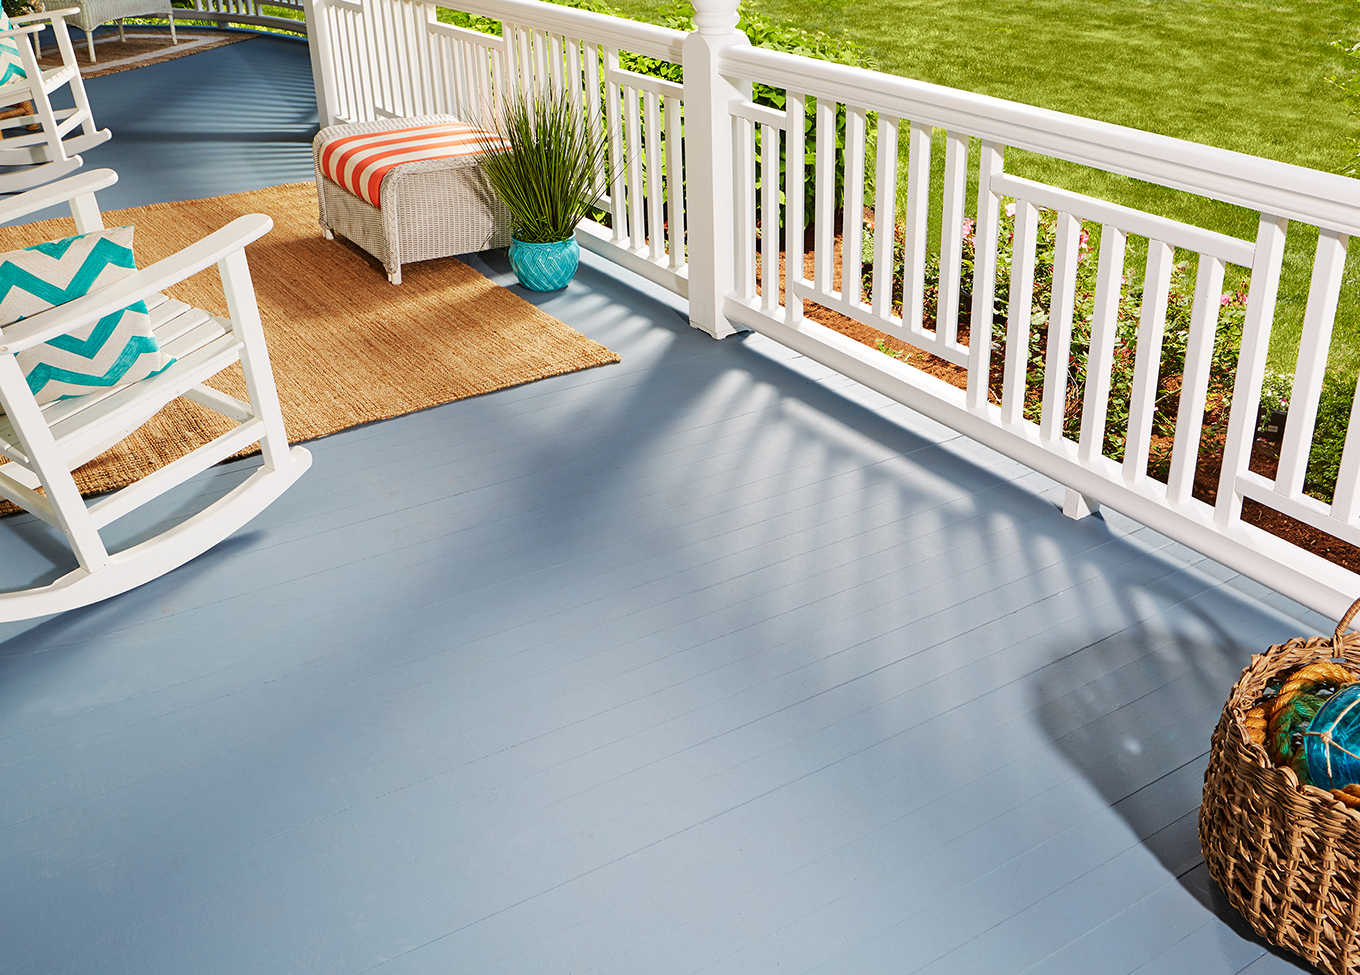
(0, 169, 311, 620)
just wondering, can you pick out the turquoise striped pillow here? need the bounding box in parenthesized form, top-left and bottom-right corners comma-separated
(0, 12, 28, 89)
(0, 227, 174, 404)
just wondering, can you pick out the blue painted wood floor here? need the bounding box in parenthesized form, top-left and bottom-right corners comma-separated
(0, 32, 1333, 975)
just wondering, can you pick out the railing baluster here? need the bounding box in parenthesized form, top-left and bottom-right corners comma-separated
(484, 35, 500, 123)
(646, 89, 666, 262)
(1077, 225, 1128, 463)
(813, 97, 835, 295)
(415, 2, 432, 115)
(456, 38, 473, 119)
(398, 1, 412, 113)
(1123, 239, 1174, 482)
(383, 0, 400, 113)
(1167, 254, 1226, 506)
(625, 86, 646, 250)
(549, 32, 564, 92)
(1215, 214, 1288, 527)
(870, 114, 899, 321)
(566, 37, 583, 117)
(515, 24, 533, 92)
(1331, 373, 1360, 523)
(841, 106, 867, 306)
(447, 35, 462, 116)
(349, 9, 361, 119)
(1277, 228, 1348, 496)
(397, 0, 413, 115)
(1001, 200, 1038, 425)
(336, 10, 354, 120)
(533, 29, 548, 87)
(1040, 212, 1081, 443)
(604, 47, 626, 243)
(665, 93, 685, 272)
(458, 37, 473, 118)
(784, 91, 806, 324)
(761, 121, 779, 312)
(966, 141, 1004, 410)
(368, 1, 389, 116)
(584, 42, 603, 167)
(939, 130, 968, 344)
(734, 115, 756, 299)
(902, 121, 930, 334)
(431, 34, 449, 114)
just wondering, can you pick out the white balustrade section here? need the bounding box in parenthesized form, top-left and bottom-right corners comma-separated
(305, 0, 689, 293)
(190, 0, 306, 33)
(717, 43, 1360, 620)
(304, 0, 1360, 619)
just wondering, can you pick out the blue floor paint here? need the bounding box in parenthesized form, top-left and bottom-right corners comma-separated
(0, 32, 1329, 975)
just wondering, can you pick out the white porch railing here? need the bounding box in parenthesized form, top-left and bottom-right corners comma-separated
(301, 0, 1360, 621)
(183, 0, 307, 34)
(303, 0, 690, 294)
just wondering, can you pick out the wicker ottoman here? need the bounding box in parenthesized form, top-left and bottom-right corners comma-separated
(313, 115, 512, 285)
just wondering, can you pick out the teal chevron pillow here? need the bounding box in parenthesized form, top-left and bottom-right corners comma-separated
(0, 13, 28, 90)
(0, 226, 174, 404)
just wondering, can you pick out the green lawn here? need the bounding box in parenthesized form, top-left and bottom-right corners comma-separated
(605, 0, 1360, 377)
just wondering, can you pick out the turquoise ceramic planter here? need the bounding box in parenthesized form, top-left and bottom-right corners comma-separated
(508, 236, 580, 291)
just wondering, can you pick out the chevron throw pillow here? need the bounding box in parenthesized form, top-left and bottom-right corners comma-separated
(0, 13, 28, 90)
(0, 226, 173, 404)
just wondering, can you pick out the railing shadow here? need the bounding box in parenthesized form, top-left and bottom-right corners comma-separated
(1030, 580, 1325, 971)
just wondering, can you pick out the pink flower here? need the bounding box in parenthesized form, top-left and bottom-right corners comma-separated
(961, 217, 975, 240)
(1079, 229, 1090, 252)
(1004, 202, 1016, 218)
(1220, 293, 1233, 306)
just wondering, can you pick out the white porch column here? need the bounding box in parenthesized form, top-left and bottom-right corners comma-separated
(683, 0, 749, 339)
(302, 0, 340, 128)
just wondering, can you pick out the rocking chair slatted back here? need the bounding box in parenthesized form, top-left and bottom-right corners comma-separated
(0, 7, 111, 190)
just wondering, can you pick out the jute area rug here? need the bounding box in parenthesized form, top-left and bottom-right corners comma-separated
(0, 181, 620, 502)
(38, 29, 250, 79)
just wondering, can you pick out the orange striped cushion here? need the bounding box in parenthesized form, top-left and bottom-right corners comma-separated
(319, 122, 498, 208)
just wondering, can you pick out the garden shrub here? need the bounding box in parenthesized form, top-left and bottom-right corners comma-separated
(860, 206, 1321, 484)
(862, 205, 1360, 502)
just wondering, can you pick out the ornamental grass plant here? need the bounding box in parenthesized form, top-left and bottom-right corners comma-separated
(473, 87, 610, 245)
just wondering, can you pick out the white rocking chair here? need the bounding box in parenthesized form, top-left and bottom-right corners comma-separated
(0, 169, 311, 620)
(0, 7, 111, 191)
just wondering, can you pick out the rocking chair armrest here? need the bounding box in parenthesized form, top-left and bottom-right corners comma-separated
(0, 214, 274, 354)
(0, 22, 49, 38)
(0, 168, 117, 227)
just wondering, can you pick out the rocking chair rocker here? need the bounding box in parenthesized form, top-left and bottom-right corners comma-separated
(0, 169, 311, 620)
(0, 7, 111, 191)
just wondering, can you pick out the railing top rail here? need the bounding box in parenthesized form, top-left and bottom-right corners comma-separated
(435, 0, 686, 62)
(721, 45, 1360, 235)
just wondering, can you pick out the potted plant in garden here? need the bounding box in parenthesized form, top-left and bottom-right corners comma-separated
(474, 86, 610, 291)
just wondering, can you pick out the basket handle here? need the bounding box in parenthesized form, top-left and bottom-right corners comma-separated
(1334, 596, 1360, 650)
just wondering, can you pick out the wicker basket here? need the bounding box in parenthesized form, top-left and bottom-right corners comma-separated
(1200, 597, 1360, 974)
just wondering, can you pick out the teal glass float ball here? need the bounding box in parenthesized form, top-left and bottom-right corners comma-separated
(1305, 683, 1360, 790)
(508, 237, 579, 291)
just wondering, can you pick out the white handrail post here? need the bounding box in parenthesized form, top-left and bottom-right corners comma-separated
(303, 0, 339, 127)
(683, 0, 748, 339)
